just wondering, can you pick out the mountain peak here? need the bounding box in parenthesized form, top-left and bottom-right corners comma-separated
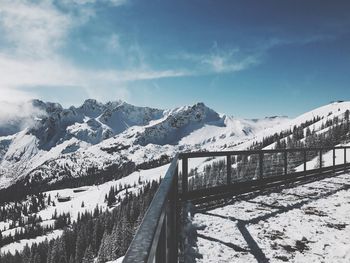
(81, 99, 104, 108)
(193, 102, 206, 108)
(30, 99, 63, 113)
(189, 102, 220, 122)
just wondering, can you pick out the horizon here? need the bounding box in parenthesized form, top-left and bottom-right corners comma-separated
(0, 0, 350, 118)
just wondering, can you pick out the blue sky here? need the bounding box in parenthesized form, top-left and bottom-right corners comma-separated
(0, 0, 350, 118)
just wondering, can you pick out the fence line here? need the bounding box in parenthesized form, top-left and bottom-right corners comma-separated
(123, 146, 350, 263)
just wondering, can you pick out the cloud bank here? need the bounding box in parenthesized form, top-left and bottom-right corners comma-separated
(0, 0, 338, 104)
(0, 0, 188, 103)
(0, 100, 47, 136)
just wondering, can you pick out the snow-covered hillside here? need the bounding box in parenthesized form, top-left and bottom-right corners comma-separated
(238, 101, 350, 150)
(1, 100, 349, 194)
(1, 100, 350, 261)
(0, 164, 170, 254)
(0, 100, 289, 191)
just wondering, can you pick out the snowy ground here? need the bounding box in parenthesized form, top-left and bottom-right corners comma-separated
(191, 173, 350, 263)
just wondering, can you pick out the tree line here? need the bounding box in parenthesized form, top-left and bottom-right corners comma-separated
(0, 180, 159, 263)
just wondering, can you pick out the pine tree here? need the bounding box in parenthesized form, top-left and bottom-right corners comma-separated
(92, 218, 104, 255)
(107, 187, 116, 206)
(53, 209, 58, 219)
(48, 238, 68, 263)
(97, 232, 113, 262)
(22, 244, 31, 263)
(306, 127, 311, 137)
(32, 252, 41, 263)
(75, 226, 88, 263)
(82, 246, 94, 263)
(120, 215, 134, 254)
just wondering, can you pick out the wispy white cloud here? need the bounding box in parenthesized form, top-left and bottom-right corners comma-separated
(0, 0, 189, 103)
(0, 0, 73, 57)
(64, 0, 127, 7)
(0, 100, 46, 131)
(201, 52, 260, 73)
(170, 33, 337, 75)
(171, 47, 261, 74)
(0, 53, 189, 98)
(0, 87, 36, 102)
(257, 34, 337, 51)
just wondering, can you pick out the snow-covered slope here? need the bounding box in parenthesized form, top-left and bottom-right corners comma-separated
(237, 101, 350, 150)
(0, 163, 170, 254)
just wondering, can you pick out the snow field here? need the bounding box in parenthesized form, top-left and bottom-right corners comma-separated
(192, 173, 350, 262)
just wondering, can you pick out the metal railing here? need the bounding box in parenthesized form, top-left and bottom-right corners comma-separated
(123, 146, 350, 263)
(123, 154, 179, 263)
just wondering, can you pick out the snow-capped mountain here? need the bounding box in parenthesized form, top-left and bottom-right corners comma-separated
(0, 99, 289, 191)
(1, 100, 350, 259)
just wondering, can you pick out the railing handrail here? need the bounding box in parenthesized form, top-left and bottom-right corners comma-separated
(123, 154, 179, 263)
(179, 146, 350, 159)
(123, 146, 350, 263)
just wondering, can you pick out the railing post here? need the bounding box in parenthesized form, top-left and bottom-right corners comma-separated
(303, 150, 307, 172)
(166, 204, 170, 263)
(182, 157, 188, 196)
(284, 150, 288, 175)
(259, 152, 264, 179)
(333, 148, 336, 173)
(227, 155, 232, 185)
(156, 219, 166, 263)
(169, 165, 178, 263)
(345, 148, 347, 172)
(181, 156, 188, 263)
